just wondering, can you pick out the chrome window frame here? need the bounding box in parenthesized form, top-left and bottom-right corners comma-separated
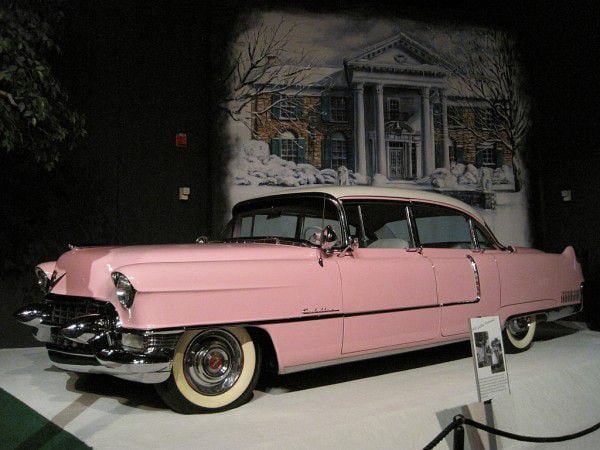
(229, 193, 348, 249)
(339, 199, 415, 249)
(408, 201, 503, 251)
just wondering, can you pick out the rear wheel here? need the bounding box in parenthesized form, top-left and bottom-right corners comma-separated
(156, 327, 260, 413)
(503, 316, 537, 353)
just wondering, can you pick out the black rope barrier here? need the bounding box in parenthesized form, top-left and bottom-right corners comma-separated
(423, 414, 600, 449)
(423, 416, 464, 450)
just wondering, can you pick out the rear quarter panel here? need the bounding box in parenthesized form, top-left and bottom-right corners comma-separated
(495, 246, 583, 313)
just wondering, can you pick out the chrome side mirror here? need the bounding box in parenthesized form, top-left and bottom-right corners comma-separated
(320, 225, 338, 253)
(338, 236, 359, 257)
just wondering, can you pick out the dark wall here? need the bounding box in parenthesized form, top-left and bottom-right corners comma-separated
(519, 3, 600, 326)
(1, 1, 227, 347)
(58, 1, 216, 244)
(2, 1, 600, 348)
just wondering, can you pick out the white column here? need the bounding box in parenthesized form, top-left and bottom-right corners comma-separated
(441, 90, 450, 168)
(353, 83, 367, 176)
(420, 87, 434, 176)
(375, 84, 387, 176)
(416, 141, 422, 178)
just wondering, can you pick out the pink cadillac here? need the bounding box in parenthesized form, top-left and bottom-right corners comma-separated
(15, 187, 583, 413)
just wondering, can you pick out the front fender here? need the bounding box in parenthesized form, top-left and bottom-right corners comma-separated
(114, 255, 342, 330)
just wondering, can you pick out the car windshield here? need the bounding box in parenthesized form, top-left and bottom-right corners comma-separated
(223, 195, 343, 245)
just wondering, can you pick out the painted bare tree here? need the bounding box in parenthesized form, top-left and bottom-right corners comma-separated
(221, 19, 332, 137)
(447, 31, 530, 192)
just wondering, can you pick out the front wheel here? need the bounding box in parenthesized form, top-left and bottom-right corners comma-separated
(156, 327, 261, 413)
(503, 316, 537, 353)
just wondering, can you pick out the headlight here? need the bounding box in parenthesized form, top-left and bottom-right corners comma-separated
(111, 272, 136, 309)
(35, 267, 50, 294)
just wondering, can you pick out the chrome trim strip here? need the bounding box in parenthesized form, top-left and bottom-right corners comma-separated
(440, 254, 481, 307)
(344, 304, 439, 317)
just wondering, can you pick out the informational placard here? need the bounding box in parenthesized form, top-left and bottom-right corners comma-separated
(469, 316, 510, 402)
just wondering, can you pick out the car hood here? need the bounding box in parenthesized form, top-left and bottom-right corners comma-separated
(49, 242, 317, 299)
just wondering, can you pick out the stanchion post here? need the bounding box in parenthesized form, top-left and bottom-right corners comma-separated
(452, 415, 465, 450)
(453, 424, 465, 450)
(484, 399, 498, 450)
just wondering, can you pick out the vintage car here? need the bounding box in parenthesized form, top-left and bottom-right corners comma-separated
(15, 187, 584, 413)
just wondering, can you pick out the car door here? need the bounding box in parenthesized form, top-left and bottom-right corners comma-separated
(412, 202, 501, 336)
(338, 199, 439, 354)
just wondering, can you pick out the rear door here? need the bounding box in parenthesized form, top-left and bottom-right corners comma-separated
(412, 202, 501, 336)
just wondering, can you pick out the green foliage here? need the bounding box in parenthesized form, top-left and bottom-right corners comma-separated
(0, 5, 86, 170)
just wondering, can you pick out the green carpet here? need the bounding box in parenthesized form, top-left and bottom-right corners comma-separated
(0, 388, 90, 450)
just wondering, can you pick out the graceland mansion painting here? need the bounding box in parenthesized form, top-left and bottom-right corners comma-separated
(223, 12, 531, 245)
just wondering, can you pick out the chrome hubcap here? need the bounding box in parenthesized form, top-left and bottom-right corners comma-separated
(508, 317, 530, 339)
(183, 330, 243, 396)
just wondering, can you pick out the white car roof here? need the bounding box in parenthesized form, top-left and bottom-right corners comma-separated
(243, 186, 485, 223)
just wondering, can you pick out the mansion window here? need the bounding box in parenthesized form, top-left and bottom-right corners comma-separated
(323, 132, 352, 170)
(476, 142, 504, 168)
(271, 131, 305, 164)
(330, 97, 348, 122)
(322, 96, 349, 122)
(331, 132, 348, 170)
(386, 97, 415, 122)
(271, 94, 304, 120)
(479, 146, 495, 166)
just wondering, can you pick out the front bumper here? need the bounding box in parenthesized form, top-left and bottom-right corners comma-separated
(14, 297, 180, 384)
(46, 346, 173, 383)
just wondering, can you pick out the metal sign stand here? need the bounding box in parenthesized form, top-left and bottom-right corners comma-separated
(484, 399, 498, 450)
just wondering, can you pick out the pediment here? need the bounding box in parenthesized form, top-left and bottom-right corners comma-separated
(346, 33, 446, 69)
(368, 47, 422, 65)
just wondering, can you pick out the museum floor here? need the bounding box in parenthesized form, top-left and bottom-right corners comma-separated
(1, 321, 599, 449)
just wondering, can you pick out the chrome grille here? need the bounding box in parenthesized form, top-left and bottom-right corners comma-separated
(144, 333, 182, 351)
(44, 294, 115, 326)
(48, 330, 96, 355)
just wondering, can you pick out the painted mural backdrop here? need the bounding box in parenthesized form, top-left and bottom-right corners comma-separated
(224, 12, 531, 245)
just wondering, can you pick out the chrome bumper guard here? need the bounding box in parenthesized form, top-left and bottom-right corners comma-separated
(14, 302, 179, 384)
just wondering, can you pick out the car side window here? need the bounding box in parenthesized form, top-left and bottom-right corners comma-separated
(412, 203, 472, 249)
(231, 196, 343, 245)
(251, 214, 298, 239)
(343, 200, 411, 248)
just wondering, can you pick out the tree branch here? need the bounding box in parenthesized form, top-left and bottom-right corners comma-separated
(0, 89, 18, 107)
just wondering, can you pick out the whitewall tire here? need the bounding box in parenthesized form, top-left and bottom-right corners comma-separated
(156, 327, 261, 413)
(504, 317, 537, 353)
